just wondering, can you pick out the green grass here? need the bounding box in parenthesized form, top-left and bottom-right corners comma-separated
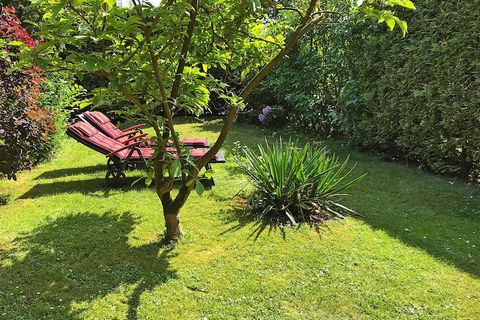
(0, 118, 479, 319)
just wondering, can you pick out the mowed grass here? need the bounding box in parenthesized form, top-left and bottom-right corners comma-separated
(0, 118, 479, 320)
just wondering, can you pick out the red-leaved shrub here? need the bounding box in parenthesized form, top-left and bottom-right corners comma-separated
(0, 6, 54, 180)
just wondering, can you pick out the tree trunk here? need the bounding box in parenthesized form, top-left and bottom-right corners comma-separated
(160, 191, 183, 241)
(163, 184, 194, 241)
(164, 210, 183, 241)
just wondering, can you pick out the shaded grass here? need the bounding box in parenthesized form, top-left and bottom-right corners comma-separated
(0, 117, 479, 319)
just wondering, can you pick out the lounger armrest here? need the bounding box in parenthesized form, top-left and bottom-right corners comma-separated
(115, 130, 147, 140)
(106, 141, 142, 157)
(122, 133, 148, 145)
(122, 124, 145, 132)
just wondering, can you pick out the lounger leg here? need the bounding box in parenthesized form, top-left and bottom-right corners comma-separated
(105, 147, 139, 186)
(105, 158, 126, 186)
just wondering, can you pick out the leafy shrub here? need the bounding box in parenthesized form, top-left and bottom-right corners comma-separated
(37, 72, 80, 160)
(341, 0, 480, 181)
(235, 140, 365, 225)
(247, 12, 352, 136)
(0, 7, 55, 180)
(249, 45, 345, 135)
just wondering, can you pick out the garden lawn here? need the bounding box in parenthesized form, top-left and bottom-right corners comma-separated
(0, 118, 479, 320)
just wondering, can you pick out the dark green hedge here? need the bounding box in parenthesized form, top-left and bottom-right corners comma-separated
(342, 0, 480, 181)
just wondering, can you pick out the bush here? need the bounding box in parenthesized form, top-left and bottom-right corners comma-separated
(248, 45, 346, 135)
(0, 7, 55, 180)
(341, 0, 480, 181)
(246, 12, 352, 136)
(235, 140, 365, 225)
(37, 72, 80, 160)
(0, 73, 55, 179)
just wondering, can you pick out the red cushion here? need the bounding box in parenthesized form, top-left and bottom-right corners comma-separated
(84, 111, 124, 139)
(89, 111, 110, 124)
(179, 137, 209, 147)
(69, 121, 224, 162)
(84, 111, 209, 147)
(70, 121, 99, 137)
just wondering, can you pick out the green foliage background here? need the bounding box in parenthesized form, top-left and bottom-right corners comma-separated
(252, 0, 480, 182)
(37, 72, 79, 162)
(248, 2, 352, 135)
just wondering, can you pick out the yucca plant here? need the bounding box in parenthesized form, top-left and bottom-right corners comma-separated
(235, 139, 365, 225)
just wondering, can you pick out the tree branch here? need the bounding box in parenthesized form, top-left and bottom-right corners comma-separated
(67, 5, 92, 28)
(239, 29, 283, 49)
(144, 22, 186, 172)
(170, 0, 198, 100)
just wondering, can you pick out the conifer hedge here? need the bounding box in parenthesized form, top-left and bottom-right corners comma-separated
(342, 0, 480, 181)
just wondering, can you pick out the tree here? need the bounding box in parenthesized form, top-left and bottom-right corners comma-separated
(26, 0, 413, 241)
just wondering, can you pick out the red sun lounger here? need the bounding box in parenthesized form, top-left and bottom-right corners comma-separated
(81, 111, 209, 148)
(66, 121, 224, 186)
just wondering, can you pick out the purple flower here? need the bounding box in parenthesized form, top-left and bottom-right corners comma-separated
(262, 105, 272, 115)
(258, 113, 266, 122)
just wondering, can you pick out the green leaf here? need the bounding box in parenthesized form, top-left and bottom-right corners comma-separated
(403, 0, 416, 9)
(393, 17, 408, 37)
(204, 169, 213, 179)
(91, 94, 103, 107)
(78, 100, 92, 109)
(34, 41, 55, 52)
(169, 159, 181, 177)
(72, 100, 92, 109)
(251, 0, 261, 12)
(8, 41, 24, 46)
(98, 59, 112, 72)
(24, 18, 39, 26)
(84, 59, 97, 72)
(103, 0, 116, 8)
(195, 180, 205, 196)
(385, 17, 395, 31)
(241, 68, 250, 79)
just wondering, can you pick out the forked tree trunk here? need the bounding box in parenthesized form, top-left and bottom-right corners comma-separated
(160, 189, 189, 241)
(162, 200, 183, 240)
(164, 210, 183, 240)
(159, 191, 183, 241)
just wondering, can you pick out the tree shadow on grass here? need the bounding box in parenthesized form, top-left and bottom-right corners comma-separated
(218, 204, 330, 241)
(35, 164, 106, 180)
(18, 176, 217, 199)
(0, 211, 177, 320)
(18, 177, 153, 199)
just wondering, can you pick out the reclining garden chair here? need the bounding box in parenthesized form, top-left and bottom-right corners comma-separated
(81, 111, 209, 148)
(66, 121, 224, 186)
